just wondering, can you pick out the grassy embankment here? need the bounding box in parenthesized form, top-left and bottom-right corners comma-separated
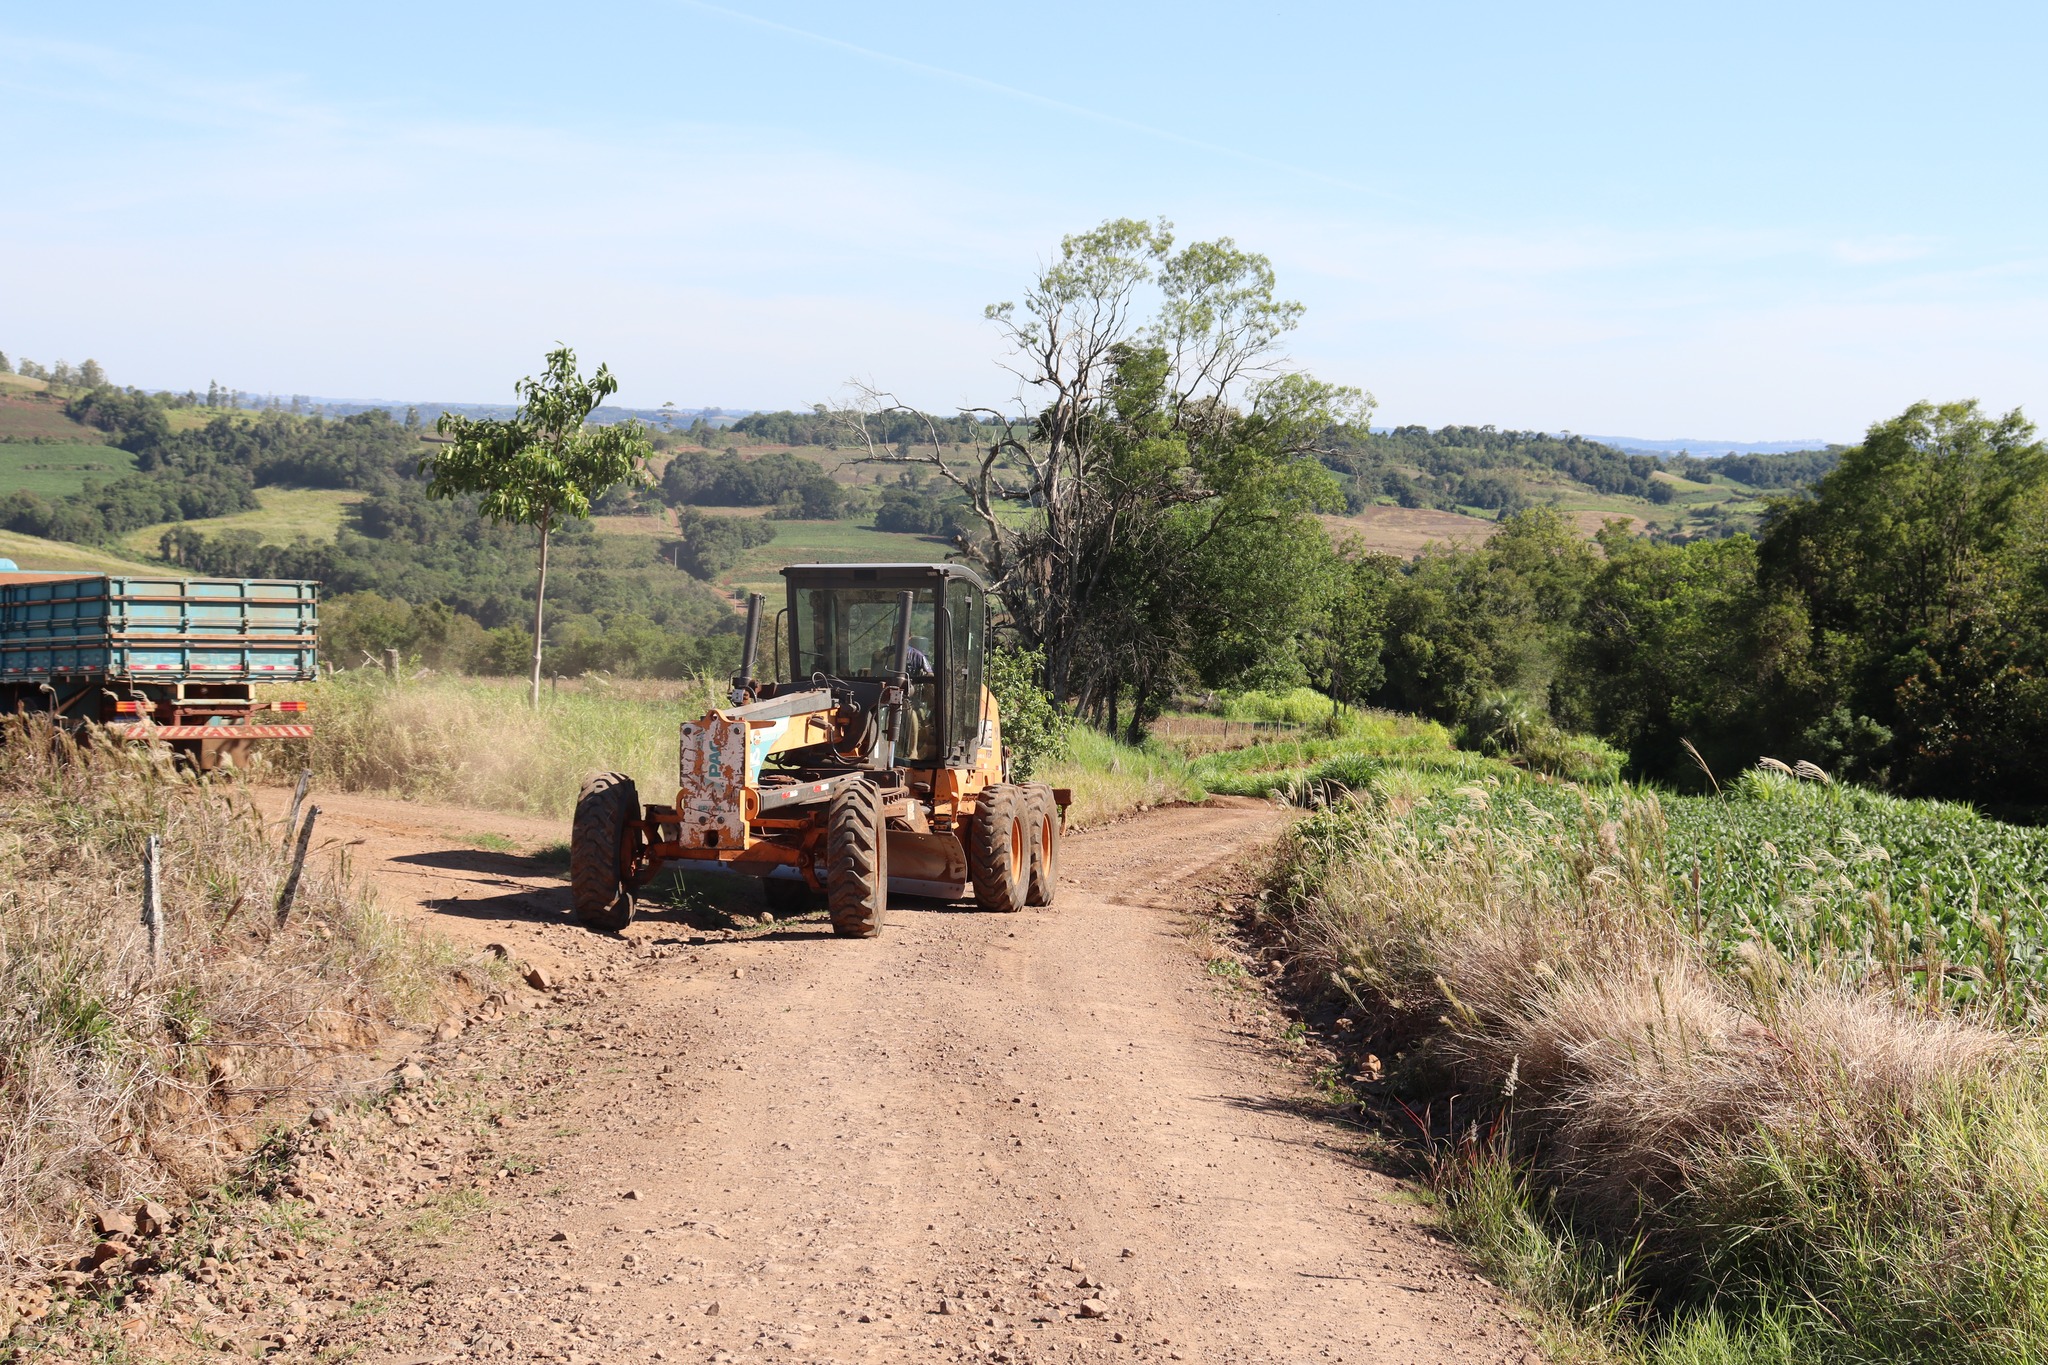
(0, 717, 465, 1279)
(294, 674, 1480, 825)
(1266, 756, 2048, 1363)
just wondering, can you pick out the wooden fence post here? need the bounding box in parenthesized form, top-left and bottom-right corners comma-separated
(275, 806, 319, 927)
(142, 834, 164, 967)
(283, 767, 312, 850)
(383, 649, 399, 681)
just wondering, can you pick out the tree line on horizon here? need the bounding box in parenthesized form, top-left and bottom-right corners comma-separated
(5, 237, 2038, 810)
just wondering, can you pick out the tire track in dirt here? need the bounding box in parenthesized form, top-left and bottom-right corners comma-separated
(286, 792, 1535, 1364)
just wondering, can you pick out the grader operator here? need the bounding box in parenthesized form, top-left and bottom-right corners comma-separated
(569, 563, 1068, 937)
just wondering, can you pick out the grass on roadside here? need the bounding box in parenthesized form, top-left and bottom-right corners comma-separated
(0, 715, 462, 1271)
(298, 672, 720, 817)
(1267, 766, 2048, 1364)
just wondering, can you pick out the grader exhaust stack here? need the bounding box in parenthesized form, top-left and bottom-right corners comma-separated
(569, 563, 1068, 938)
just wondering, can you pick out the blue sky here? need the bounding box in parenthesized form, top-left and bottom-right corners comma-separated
(2, 1, 2042, 441)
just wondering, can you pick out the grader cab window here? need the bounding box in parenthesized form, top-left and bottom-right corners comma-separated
(790, 585, 941, 761)
(944, 579, 984, 762)
(791, 587, 938, 680)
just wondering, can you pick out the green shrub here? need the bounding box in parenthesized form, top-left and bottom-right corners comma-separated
(986, 644, 1068, 781)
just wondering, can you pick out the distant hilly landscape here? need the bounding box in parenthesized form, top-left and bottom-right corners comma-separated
(0, 364, 1843, 604)
(1585, 433, 1838, 457)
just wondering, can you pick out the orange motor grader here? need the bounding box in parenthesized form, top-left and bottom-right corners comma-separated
(569, 562, 1068, 936)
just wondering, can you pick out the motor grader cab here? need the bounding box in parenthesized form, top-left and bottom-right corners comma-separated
(569, 563, 1068, 937)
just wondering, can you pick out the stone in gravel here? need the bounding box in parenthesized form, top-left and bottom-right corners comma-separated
(525, 966, 556, 991)
(1119, 1248, 1135, 1259)
(394, 1062, 428, 1090)
(137, 1201, 174, 1236)
(89, 1241, 131, 1268)
(622, 1189, 643, 1201)
(94, 1208, 137, 1238)
(483, 943, 511, 960)
(731, 968, 745, 979)
(308, 1106, 337, 1130)
(1078, 1299, 1108, 1319)
(549, 1231, 572, 1243)
(433, 1018, 464, 1043)
(704, 1301, 722, 1316)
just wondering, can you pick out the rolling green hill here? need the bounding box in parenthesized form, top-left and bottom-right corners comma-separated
(0, 528, 172, 576)
(117, 486, 364, 555)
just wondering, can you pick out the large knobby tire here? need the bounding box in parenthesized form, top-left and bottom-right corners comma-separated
(970, 783, 1029, 914)
(826, 782, 887, 938)
(1025, 786, 1061, 908)
(571, 772, 638, 933)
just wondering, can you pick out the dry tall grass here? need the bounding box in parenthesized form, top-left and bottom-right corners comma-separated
(301, 672, 722, 816)
(0, 717, 460, 1269)
(1275, 782, 2048, 1362)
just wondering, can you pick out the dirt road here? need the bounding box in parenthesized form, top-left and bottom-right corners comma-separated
(289, 792, 1533, 1365)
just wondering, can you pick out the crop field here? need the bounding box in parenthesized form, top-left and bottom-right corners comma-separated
(1313, 765, 2048, 1021)
(0, 394, 102, 442)
(721, 519, 955, 595)
(117, 485, 364, 553)
(1317, 506, 1496, 557)
(0, 440, 139, 495)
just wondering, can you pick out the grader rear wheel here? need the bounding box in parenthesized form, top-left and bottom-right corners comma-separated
(1025, 786, 1060, 908)
(826, 781, 887, 938)
(571, 772, 639, 933)
(970, 784, 1029, 914)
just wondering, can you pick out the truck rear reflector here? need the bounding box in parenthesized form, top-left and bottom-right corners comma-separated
(112, 724, 313, 739)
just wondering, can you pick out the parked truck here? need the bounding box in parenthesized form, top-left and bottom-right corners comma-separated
(0, 559, 318, 768)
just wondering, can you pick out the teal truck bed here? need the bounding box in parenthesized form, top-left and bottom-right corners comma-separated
(0, 572, 318, 680)
(0, 566, 319, 766)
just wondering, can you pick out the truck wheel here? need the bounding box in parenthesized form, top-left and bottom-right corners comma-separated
(826, 782, 887, 938)
(970, 784, 1028, 913)
(1025, 786, 1060, 908)
(762, 875, 817, 919)
(571, 772, 638, 933)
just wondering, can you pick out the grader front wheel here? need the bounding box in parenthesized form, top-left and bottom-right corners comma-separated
(826, 782, 887, 938)
(971, 784, 1029, 913)
(571, 772, 639, 933)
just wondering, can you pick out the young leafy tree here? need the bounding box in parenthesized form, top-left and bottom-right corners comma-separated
(424, 345, 651, 707)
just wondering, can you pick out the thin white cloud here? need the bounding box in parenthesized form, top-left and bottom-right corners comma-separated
(663, 0, 1397, 202)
